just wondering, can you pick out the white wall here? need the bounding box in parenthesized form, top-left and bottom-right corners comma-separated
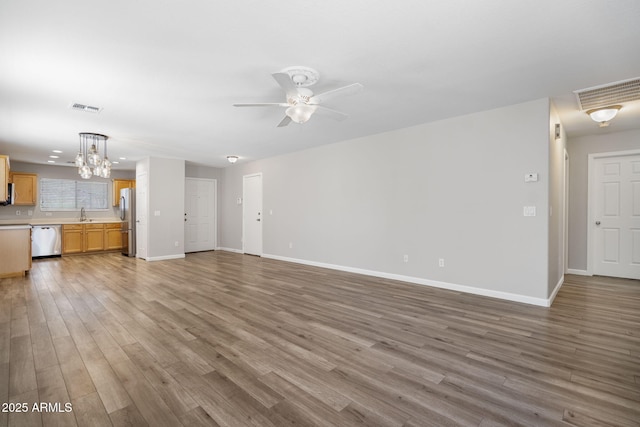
(567, 129, 640, 272)
(221, 98, 553, 304)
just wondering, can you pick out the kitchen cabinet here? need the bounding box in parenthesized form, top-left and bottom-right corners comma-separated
(0, 225, 32, 278)
(85, 223, 105, 252)
(113, 179, 136, 206)
(0, 155, 9, 203)
(104, 223, 123, 250)
(9, 172, 38, 205)
(62, 222, 123, 254)
(62, 224, 83, 254)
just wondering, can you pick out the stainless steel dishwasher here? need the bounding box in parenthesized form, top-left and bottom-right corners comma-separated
(31, 225, 62, 257)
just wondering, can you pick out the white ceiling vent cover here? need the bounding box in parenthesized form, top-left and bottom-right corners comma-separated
(574, 77, 640, 111)
(70, 103, 102, 113)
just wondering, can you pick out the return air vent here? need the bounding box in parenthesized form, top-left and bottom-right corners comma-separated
(574, 77, 640, 111)
(70, 103, 102, 113)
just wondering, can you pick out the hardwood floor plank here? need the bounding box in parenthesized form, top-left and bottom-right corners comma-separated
(2, 252, 639, 427)
(70, 392, 112, 427)
(110, 359, 182, 427)
(9, 335, 38, 397)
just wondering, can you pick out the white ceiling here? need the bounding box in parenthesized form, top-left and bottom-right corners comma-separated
(1, 0, 639, 170)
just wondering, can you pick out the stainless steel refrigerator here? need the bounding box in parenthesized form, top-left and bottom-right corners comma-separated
(120, 187, 136, 257)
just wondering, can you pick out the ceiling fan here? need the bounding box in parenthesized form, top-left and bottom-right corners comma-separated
(233, 66, 363, 127)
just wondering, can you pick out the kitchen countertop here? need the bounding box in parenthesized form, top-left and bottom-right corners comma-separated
(0, 224, 32, 230)
(0, 218, 123, 226)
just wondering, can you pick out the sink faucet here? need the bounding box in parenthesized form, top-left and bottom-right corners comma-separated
(80, 207, 87, 222)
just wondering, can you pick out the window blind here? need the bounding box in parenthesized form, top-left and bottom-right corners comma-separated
(40, 178, 109, 211)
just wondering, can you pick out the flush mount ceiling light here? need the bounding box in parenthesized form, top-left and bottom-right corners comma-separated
(74, 133, 112, 179)
(586, 105, 622, 127)
(227, 155, 239, 164)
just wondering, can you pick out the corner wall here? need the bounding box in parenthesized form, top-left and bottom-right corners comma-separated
(222, 98, 553, 304)
(146, 157, 186, 260)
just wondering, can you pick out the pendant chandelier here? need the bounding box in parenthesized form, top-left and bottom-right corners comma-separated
(74, 133, 112, 179)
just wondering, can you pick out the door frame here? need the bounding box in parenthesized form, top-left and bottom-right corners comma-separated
(242, 172, 263, 256)
(184, 177, 217, 253)
(587, 148, 640, 275)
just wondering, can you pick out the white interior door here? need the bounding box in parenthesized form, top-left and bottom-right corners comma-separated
(136, 171, 148, 259)
(592, 153, 640, 279)
(243, 173, 262, 256)
(185, 178, 217, 253)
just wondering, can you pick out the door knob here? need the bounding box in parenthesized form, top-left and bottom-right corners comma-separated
(595, 221, 601, 225)
(256, 218, 261, 222)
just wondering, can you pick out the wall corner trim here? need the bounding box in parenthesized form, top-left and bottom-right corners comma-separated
(145, 254, 186, 261)
(217, 247, 243, 254)
(260, 253, 553, 307)
(566, 269, 590, 276)
(547, 275, 564, 307)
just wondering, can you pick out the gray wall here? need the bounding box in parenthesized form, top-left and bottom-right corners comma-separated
(221, 98, 553, 301)
(567, 129, 640, 272)
(0, 161, 135, 221)
(548, 104, 567, 295)
(147, 157, 186, 259)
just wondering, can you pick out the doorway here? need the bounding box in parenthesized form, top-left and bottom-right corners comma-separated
(588, 150, 640, 279)
(243, 173, 263, 256)
(184, 178, 217, 253)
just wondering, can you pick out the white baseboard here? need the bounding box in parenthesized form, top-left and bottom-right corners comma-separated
(262, 253, 553, 307)
(566, 269, 590, 276)
(217, 247, 243, 254)
(547, 275, 564, 306)
(145, 254, 186, 262)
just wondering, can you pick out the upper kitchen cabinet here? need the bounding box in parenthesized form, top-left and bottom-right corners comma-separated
(9, 172, 37, 205)
(113, 179, 136, 206)
(0, 155, 9, 203)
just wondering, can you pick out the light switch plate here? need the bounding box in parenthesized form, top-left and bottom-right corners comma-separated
(523, 206, 536, 217)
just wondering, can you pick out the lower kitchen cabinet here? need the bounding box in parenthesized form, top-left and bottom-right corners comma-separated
(62, 224, 83, 254)
(62, 223, 123, 254)
(85, 223, 105, 252)
(0, 225, 32, 278)
(104, 223, 123, 250)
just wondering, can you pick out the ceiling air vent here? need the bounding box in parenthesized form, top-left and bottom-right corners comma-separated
(70, 103, 102, 113)
(574, 77, 640, 111)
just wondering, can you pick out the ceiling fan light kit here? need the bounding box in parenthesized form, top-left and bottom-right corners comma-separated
(233, 66, 363, 127)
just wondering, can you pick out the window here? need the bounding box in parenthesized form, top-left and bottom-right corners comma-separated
(40, 178, 109, 211)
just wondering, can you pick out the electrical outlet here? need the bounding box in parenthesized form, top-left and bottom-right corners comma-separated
(174, 241, 179, 247)
(439, 258, 445, 267)
(403, 254, 409, 263)
(15, 210, 21, 216)
(289, 242, 293, 249)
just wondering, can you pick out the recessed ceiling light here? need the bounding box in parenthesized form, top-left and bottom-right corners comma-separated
(52, 149, 63, 153)
(119, 157, 127, 160)
(47, 160, 55, 163)
(112, 161, 120, 164)
(49, 155, 59, 159)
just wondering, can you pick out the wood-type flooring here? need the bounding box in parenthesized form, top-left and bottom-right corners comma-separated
(0, 251, 638, 426)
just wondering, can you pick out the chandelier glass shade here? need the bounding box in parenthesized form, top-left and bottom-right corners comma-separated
(75, 133, 111, 179)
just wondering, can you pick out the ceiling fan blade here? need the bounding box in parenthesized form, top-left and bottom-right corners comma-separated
(309, 83, 363, 104)
(314, 106, 348, 121)
(272, 72, 299, 99)
(277, 116, 292, 127)
(233, 103, 288, 107)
